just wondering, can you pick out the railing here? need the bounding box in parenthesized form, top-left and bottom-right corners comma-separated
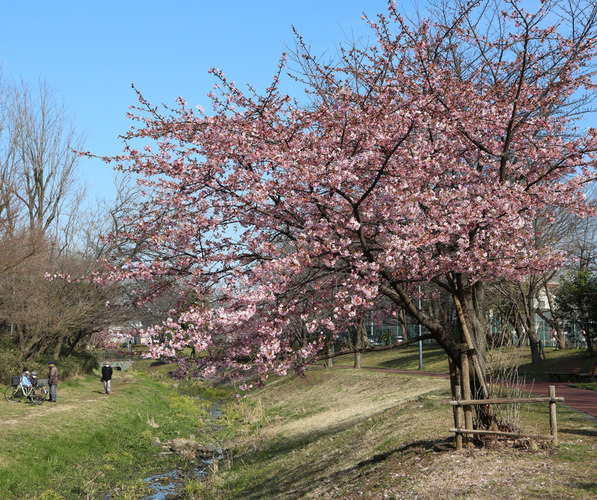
(93, 349, 141, 361)
(448, 344, 564, 451)
(449, 385, 563, 450)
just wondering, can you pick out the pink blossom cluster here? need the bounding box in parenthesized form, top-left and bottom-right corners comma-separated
(101, 1, 597, 384)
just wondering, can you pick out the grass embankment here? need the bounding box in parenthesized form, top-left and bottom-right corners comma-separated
(0, 362, 245, 499)
(202, 346, 597, 499)
(1, 346, 596, 498)
(334, 344, 597, 389)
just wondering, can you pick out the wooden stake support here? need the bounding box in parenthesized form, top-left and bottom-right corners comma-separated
(448, 358, 463, 451)
(450, 384, 563, 449)
(460, 347, 474, 449)
(452, 292, 489, 399)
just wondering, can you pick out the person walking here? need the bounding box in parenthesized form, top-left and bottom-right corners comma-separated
(101, 361, 113, 394)
(48, 361, 58, 402)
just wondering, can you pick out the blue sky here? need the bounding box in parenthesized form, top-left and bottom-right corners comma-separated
(0, 0, 397, 201)
(1, 1, 594, 203)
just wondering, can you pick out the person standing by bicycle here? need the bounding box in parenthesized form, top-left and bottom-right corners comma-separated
(48, 361, 58, 402)
(101, 361, 113, 394)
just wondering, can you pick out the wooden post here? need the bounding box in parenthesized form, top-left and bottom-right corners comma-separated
(452, 292, 489, 399)
(449, 358, 463, 451)
(454, 385, 463, 451)
(448, 357, 459, 402)
(549, 385, 558, 446)
(460, 346, 474, 449)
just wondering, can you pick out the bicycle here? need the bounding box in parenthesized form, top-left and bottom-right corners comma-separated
(5, 380, 45, 405)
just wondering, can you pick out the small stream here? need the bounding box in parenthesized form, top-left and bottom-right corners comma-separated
(141, 462, 211, 500)
(102, 401, 224, 500)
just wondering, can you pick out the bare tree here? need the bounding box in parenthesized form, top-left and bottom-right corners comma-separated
(1, 80, 85, 242)
(0, 79, 115, 359)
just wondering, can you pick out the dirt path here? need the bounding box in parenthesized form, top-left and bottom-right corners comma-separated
(1, 399, 99, 425)
(0, 376, 131, 428)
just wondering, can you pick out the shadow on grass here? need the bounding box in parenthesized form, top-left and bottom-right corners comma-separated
(227, 422, 356, 499)
(354, 438, 453, 468)
(227, 407, 453, 500)
(233, 433, 453, 500)
(560, 427, 597, 437)
(517, 351, 597, 383)
(377, 348, 448, 371)
(576, 482, 597, 494)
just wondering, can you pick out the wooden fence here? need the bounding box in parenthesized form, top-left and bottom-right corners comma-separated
(449, 344, 564, 451)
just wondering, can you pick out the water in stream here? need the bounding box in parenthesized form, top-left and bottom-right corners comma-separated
(141, 462, 210, 500)
(102, 400, 224, 499)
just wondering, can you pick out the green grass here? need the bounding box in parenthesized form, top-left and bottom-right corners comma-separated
(0, 369, 243, 499)
(334, 344, 450, 372)
(571, 381, 597, 391)
(333, 344, 597, 382)
(2, 346, 596, 498)
(202, 368, 597, 499)
(502, 347, 597, 382)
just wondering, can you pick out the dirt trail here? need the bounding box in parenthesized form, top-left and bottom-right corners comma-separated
(0, 376, 131, 427)
(1, 399, 99, 425)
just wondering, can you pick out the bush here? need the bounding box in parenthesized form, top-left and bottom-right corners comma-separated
(0, 343, 21, 385)
(0, 341, 99, 385)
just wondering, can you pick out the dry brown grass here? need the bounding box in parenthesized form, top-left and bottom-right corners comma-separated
(256, 368, 447, 441)
(212, 366, 597, 500)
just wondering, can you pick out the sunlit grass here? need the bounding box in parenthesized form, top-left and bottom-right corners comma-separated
(334, 344, 596, 383)
(205, 368, 597, 499)
(0, 371, 237, 499)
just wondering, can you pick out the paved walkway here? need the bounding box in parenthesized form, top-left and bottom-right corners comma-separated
(520, 380, 597, 419)
(337, 365, 597, 419)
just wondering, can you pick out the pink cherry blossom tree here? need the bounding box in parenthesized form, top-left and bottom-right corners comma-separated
(100, 0, 597, 392)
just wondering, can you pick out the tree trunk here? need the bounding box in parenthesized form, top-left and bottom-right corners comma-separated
(398, 309, 408, 340)
(354, 351, 361, 369)
(524, 296, 542, 364)
(323, 342, 333, 368)
(581, 317, 595, 354)
(52, 341, 62, 360)
(353, 318, 367, 369)
(379, 281, 461, 367)
(64, 329, 90, 357)
(460, 281, 488, 376)
(540, 283, 565, 349)
(513, 310, 526, 347)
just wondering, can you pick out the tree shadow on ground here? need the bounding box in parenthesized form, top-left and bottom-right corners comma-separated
(230, 420, 452, 500)
(560, 427, 597, 437)
(377, 348, 448, 371)
(353, 438, 453, 468)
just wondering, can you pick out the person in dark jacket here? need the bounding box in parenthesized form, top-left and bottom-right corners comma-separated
(101, 361, 113, 394)
(48, 361, 58, 402)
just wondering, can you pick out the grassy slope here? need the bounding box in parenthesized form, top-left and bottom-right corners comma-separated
(0, 367, 229, 499)
(1, 347, 595, 499)
(206, 352, 597, 499)
(334, 344, 597, 388)
(334, 344, 596, 375)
